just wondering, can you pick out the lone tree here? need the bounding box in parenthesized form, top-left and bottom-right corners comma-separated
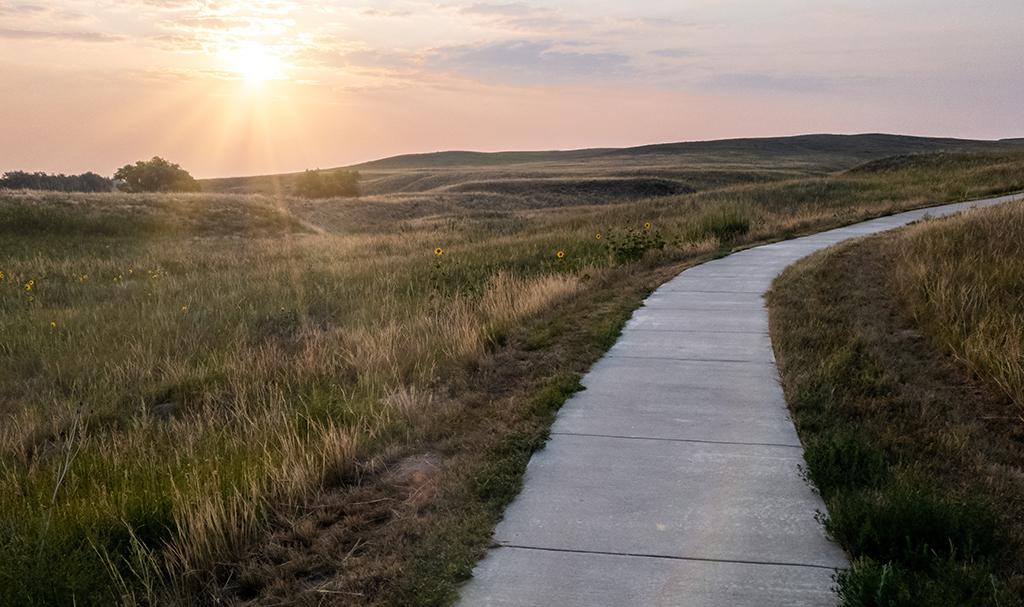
(114, 157, 200, 193)
(294, 169, 360, 199)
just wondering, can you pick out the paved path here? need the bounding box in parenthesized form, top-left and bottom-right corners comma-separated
(456, 194, 1023, 607)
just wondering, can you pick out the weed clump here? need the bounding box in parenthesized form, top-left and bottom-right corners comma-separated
(690, 206, 752, 242)
(603, 223, 666, 262)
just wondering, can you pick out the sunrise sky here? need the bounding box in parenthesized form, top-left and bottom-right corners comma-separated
(1, 0, 1022, 178)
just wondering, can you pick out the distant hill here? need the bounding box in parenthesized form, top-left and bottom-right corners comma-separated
(351, 133, 1022, 170)
(200, 134, 1024, 196)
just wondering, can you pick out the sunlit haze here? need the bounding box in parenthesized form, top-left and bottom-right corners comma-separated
(1, 0, 1022, 177)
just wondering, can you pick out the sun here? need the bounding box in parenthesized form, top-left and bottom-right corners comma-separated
(221, 42, 287, 83)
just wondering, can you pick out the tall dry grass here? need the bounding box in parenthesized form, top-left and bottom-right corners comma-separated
(0, 199, 591, 603)
(891, 202, 1024, 410)
(1, 152, 1023, 604)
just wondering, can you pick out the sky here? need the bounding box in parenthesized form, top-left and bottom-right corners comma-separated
(0, 0, 1022, 178)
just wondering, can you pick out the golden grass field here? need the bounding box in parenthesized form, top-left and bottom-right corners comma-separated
(2, 144, 1024, 605)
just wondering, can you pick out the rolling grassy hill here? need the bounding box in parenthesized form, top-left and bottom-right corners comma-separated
(3, 143, 1024, 605)
(200, 133, 1024, 197)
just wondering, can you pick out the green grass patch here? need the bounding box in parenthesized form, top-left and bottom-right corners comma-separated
(768, 228, 1024, 606)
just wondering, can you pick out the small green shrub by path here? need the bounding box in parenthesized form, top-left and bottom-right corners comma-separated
(768, 221, 1024, 607)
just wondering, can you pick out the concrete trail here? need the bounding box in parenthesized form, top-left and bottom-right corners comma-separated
(455, 194, 1023, 607)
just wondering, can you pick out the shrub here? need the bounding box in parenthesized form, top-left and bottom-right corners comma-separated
(604, 225, 666, 263)
(826, 474, 1000, 567)
(294, 169, 360, 199)
(803, 432, 888, 492)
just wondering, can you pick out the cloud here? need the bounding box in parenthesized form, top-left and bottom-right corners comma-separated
(0, 3, 89, 22)
(650, 48, 694, 59)
(0, 27, 124, 42)
(703, 72, 838, 94)
(299, 43, 416, 71)
(0, 3, 47, 15)
(456, 2, 590, 33)
(427, 39, 631, 84)
(359, 8, 413, 18)
(459, 3, 542, 17)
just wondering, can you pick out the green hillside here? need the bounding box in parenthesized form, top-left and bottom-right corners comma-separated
(200, 133, 1024, 197)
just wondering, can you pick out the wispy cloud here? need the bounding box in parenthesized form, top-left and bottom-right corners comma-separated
(459, 3, 542, 17)
(427, 39, 631, 84)
(649, 48, 695, 59)
(0, 27, 124, 42)
(359, 8, 413, 19)
(701, 71, 884, 94)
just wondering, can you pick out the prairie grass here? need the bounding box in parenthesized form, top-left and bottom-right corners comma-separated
(890, 202, 1024, 409)
(768, 204, 1024, 606)
(2, 151, 1024, 605)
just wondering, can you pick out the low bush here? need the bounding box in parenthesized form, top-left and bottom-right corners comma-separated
(826, 474, 1000, 567)
(803, 432, 888, 491)
(294, 169, 360, 198)
(603, 224, 666, 262)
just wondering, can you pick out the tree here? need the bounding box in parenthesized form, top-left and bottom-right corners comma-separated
(294, 169, 360, 199)
(114, 157, 200, 193)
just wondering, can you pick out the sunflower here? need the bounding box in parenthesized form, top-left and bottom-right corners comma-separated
(434, 247, 445, 257)
(24, 279, 34, 292)
(595, 233, 602, 240)
(555, 250, 566, 259)
(643, 222, 652, 230)
(50, 321, 57, 329)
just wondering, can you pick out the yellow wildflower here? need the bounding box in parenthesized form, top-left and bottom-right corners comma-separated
(555, 250, 566, 259)
(434, 247, 445, 257)
(24, 279, 34, 291)
(644, 222, 652, 230)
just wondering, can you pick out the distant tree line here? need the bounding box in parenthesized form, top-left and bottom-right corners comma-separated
(295, 169, 360, 198)
(0, 171, 113, 192)
(1, 157, 202, 193)
(2, 159, 362, 198)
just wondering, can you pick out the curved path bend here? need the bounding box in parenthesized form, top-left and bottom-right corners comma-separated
(456, 193, 1023, 607)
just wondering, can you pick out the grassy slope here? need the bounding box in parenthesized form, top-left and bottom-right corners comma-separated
(199, 134, 1024, 196)
(889, 203, 1024, 409)
(2, 151, 1024, 605)
(767, 203, 1024, 606)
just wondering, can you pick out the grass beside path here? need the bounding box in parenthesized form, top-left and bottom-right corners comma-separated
(2, 153, 1024, 605)
(768, 202, 1024, 606)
